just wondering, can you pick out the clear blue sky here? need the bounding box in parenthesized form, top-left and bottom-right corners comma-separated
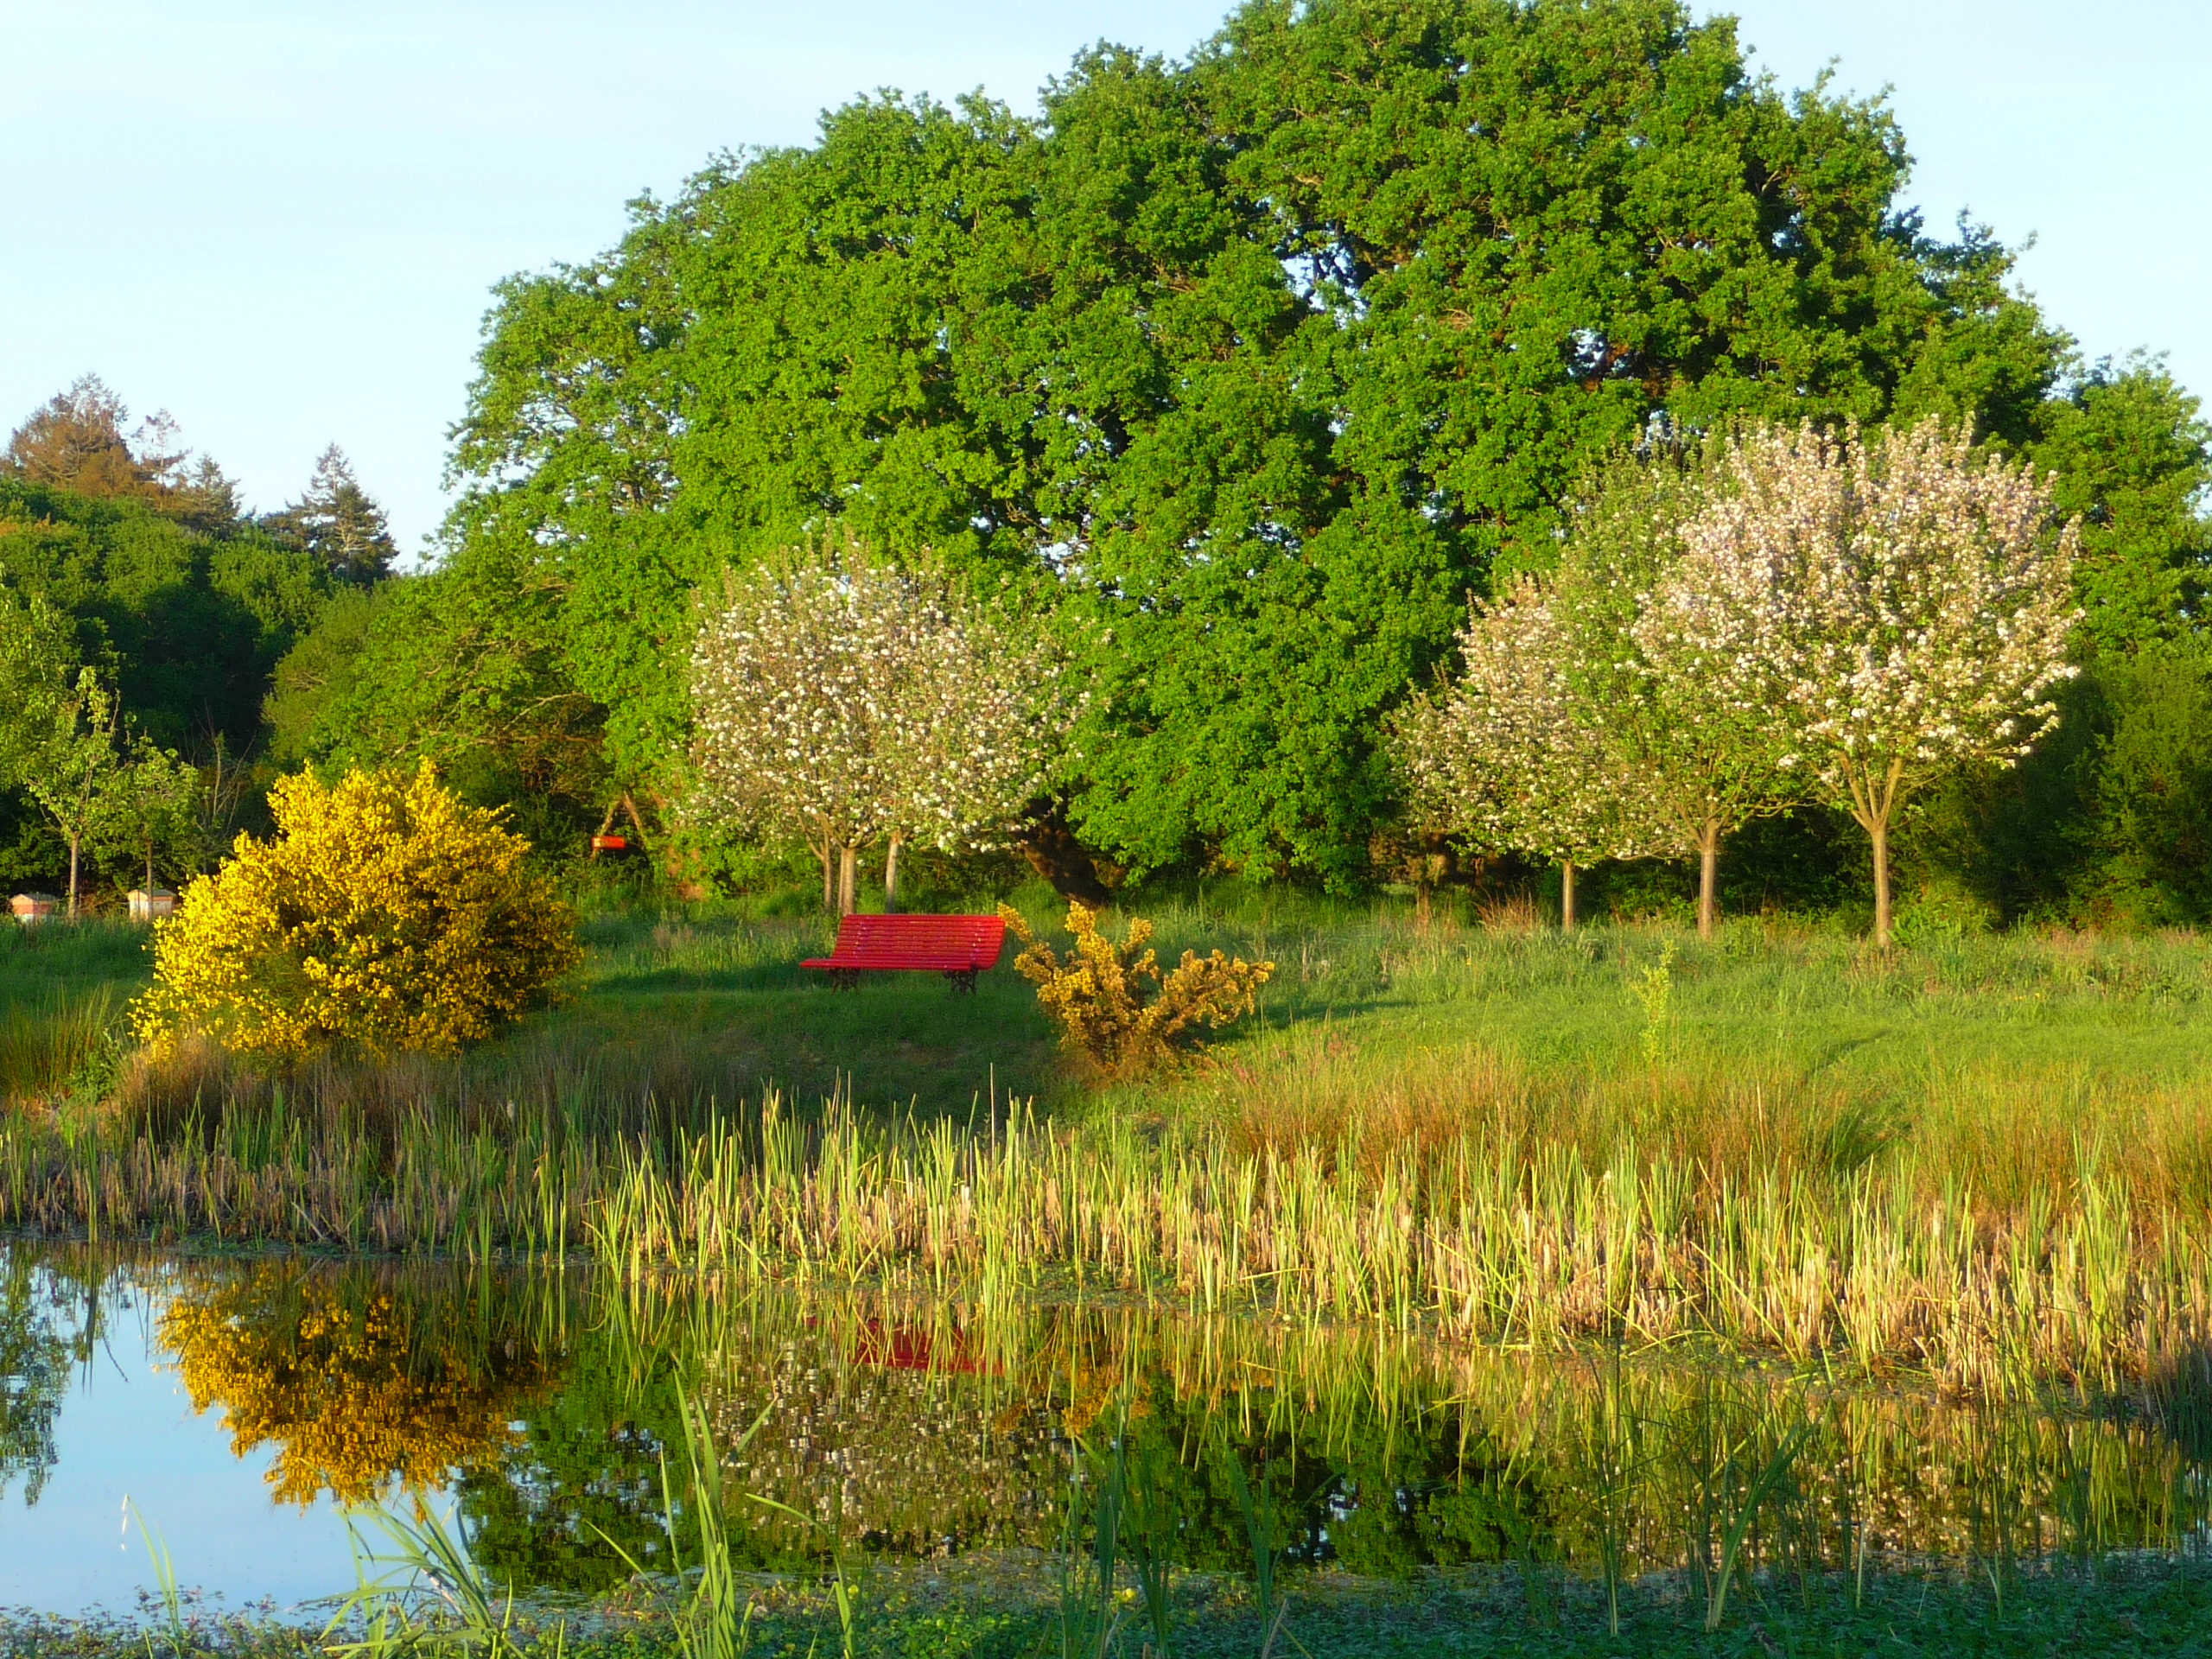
(4, 1, 2204, 550)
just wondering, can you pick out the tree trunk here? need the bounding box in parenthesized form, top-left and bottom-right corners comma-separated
(837, 845, 858, 916)
(1560, 859, 1577, 931)
(144, 837, 154, 895)
(1017, 803, 1112, 905)
(1870, 815, 1892, 947)
(67, 834, 79, 920)
(1845, 755, 1906, 948)
(817, 839, 835, 915)
(1696, 820, 1722, 940)
(884, 836, 903, 913)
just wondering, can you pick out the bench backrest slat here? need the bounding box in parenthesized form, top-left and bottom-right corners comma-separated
(830, 912, 1006, 969)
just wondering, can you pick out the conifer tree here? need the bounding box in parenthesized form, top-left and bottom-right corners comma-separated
(270, 446, 397, 585)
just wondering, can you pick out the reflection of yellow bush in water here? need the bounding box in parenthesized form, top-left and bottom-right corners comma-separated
(160, 1271, 542, 1506)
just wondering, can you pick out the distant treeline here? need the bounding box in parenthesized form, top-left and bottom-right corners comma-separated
(0, 377, 390, 891)
(11, 0, 2212, 925)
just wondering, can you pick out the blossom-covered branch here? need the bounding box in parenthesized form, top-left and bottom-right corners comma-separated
(690, 536, 1074, 912)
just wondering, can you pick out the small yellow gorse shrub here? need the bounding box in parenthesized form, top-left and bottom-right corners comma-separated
(1001, 902, 1273, 1077)
(133, 764, 581, 1058)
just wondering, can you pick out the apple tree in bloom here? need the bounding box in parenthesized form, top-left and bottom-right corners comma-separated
(877, 582, 1077, 910)
(1564, 452, 1810, 938)
(690, 537, 1071, 913)
(1395, 573, 1663, 928)
(1652, 419, 2082, 943)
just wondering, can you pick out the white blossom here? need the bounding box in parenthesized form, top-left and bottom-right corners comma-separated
(689, 535, 1074, 909)
(1397, 572, 1667, 868)
(1650, 418, 2081, 941)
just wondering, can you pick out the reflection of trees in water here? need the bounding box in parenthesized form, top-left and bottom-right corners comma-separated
(158, 1262, 552, 1507)
(456, 1350, 691, 1596)
(8, 1248, 2207, 1592)
(678, 1296, 2212, 1580)
(0, 1253, 100, 1507)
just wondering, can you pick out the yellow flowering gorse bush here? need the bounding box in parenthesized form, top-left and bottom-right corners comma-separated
(1001, 902, 1273, 1077)
(133, 763, 581, 1058)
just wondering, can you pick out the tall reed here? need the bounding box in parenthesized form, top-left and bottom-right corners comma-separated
(8, 1065, 2212, 1396)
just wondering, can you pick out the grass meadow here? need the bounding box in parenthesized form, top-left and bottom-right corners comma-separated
(1, 886, 2209, 1398)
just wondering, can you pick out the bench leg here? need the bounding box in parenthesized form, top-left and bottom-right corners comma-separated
(944, 969, 978, 995)
(830, 969, 860, 992)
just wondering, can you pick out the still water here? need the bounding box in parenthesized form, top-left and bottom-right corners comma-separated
(2, 1243, 2207, 1617)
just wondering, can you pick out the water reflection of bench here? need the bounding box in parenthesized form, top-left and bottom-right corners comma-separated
(850, 1319, 995, 1375)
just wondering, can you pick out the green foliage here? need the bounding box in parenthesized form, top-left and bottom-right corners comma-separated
(2031, 356, 2212, 655)
(282, 544, 609, 831)
(429, 0, 2075, 892)
(0, 480, 327, 757)
(2078, 644, 2212, 920)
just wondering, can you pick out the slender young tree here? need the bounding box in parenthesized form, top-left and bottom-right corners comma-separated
(691, 545, 898, 913)
(91, 736, 202, 894)
(1561, 452, 1810, 938)
(23, 670, 127, 918)
(1656, 420, 2082, 943)
(1396, 575, 1663, 926)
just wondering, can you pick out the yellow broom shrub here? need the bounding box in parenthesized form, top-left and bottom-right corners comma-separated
(1001, 902, 1273, 1077)
(133, 764, 581, 1058)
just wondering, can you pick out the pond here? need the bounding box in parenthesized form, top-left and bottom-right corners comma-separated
(2, 1243, 2207, 1618)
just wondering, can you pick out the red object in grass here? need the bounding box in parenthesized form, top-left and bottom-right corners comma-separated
(591, 834, 629, 854)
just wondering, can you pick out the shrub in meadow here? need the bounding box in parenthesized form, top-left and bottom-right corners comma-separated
(1002, 902, 1272, 1077)
(132, 763, 579, 1058)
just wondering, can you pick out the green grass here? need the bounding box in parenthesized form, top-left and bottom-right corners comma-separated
(543, 906, 1058, 1117)
(8, 1560, 2212, 1658)
(526, 886, 2212, 1128)
(0, 920, 148, 1099)
(16, 884, 2209, 1126)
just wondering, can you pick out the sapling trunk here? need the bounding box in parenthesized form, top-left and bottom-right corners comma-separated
(67, 834, 80, 920)
(884, 836, 903, 913)
(1870, 816, 1892, 946)
(1845, 755, 1906, 948)
(1696, 820, 1722, 940)
(817, 839, 835, 914)
(837, 845, 858, 916)
(1560, 860, 1577, 931)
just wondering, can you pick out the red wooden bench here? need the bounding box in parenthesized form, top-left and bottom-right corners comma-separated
(802, 913, 1007, 994)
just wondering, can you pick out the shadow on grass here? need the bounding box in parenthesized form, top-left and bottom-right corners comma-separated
(509, 908, 1065, 1120)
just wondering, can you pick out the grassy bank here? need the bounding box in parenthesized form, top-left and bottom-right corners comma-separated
(5, 898, 2212, 1393)
(7, 1558, 2212, 1658)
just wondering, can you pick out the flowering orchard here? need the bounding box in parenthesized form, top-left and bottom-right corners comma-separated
(689, 537, 1074, 914)
(1402, 420, 2082, 942)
